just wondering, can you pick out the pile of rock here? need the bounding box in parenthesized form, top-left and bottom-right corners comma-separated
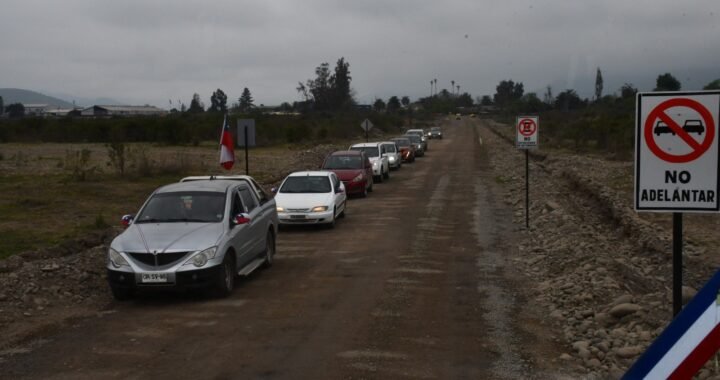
(479, 121, 716, 377)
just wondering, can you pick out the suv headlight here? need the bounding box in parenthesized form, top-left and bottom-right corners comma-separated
(352, 173, 363, 182)
(108, 248, 129, 268)
(183, 247, 217, 268)
(276, 206, 285, 212)
(372, 161, 378, 168)
(311, 206, 328, 212)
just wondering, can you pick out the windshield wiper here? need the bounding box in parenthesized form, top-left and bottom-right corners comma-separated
(134, 218, 167, 224)
(164, 218, 209, 223)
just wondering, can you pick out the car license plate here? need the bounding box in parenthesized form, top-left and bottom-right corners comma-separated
(141, 273, 168, 283)
(290, 215, 306, 219)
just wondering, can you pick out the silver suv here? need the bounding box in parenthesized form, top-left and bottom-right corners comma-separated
(106, 177, 278, 300)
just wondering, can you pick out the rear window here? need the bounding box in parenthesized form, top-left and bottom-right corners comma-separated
(350, 146, 379, 158)
(323, 155, 363, 169)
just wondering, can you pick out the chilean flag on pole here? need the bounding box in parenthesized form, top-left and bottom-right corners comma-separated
(219, 114, 234, 170)
(623, 269, 720, 379)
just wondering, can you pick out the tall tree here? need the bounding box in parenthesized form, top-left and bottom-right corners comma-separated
(401, 96, 410, 107)
(543, 86, 554, 105)
(387, 96, 401, 113)
(555, 89, 585, 112)
(373, 98, 386, 112)
(330, 57, 353, 109)
(493, 80, 524, 107)
(594, 68, 604, 101)
(6, 103, 25, 118)
(188, 93, 204, 113)
(703, 79, 720, 90)
(620, 83, 638, 98)
(209, 89, 228, 113)
(480, 95, 493, 106)
(654, 73, 681, 91)
(238, 88, 254, 112)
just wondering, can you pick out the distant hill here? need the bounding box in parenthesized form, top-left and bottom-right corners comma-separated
(0, 88, 75, 108)
(45, 92, 124, 107)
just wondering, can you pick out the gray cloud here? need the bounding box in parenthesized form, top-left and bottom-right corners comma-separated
(1, 0, 718, 107)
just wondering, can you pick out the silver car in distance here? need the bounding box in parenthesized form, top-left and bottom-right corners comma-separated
(106, 178, 278, 300)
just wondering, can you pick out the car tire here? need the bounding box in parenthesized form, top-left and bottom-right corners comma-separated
(110, 286, 133, 301)
(262, 231, 275, 269)
(339, 203, 346, 218)
(215, 253, 235, 298)
(361, 184, 368, 197)
(383, 168, 390, 180)
(326, 210, 336, 229)
(368, 181, 373, 193)
(376, 174, 383, 183)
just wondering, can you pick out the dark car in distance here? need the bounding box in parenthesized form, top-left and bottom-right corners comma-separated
(321, 151, 373, 197)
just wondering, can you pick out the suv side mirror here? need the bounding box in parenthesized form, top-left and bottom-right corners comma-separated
(233, 213, 251, 225)
(121, 214, 134, 227)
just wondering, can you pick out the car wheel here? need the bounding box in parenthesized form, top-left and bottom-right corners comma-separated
(262, 231, 275, 269)
(368, 181, 373, 193)
(339, 203, 346, 218)
(326, 210, 336, 229)
(110, 286, 133, 301)
(361, 184, 368, 197)
(215, 253, 235, 298)
(376, 173, 383, 183)
(384, 168, 390, 180)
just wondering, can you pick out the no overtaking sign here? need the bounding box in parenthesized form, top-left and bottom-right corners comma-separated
(635, 91, 720, 212)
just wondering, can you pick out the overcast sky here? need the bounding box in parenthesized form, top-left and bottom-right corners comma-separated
(1, 0, 719, 108)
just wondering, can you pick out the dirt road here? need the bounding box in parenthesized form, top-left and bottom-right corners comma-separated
(0, 119, 572, 379)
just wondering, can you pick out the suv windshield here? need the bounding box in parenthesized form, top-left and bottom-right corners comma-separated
(383, 144, 397, 153)
(280, 176, 332, 193)
(392, 138, 411, 147)
(323, 155, 362, 170)
(406, 135, 422, 143)
(136, 191, 226, 223)
(350, 146, 379, 158)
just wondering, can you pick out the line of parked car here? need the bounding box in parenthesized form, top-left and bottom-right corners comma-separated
(105, 127, 442, 300)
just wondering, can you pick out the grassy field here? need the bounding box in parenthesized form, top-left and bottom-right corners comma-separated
(0, 141, 335, 259)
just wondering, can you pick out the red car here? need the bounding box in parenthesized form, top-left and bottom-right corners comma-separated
(390, 137, 416, 163)
(321, 151, 374, 197)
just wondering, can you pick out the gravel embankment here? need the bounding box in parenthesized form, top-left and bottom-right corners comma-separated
(479, 120, 719, 379)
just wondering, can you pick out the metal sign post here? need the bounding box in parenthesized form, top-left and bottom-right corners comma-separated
(516, 115, 539, 230)
(360, 119, 373, 142)
(237, 119, 256, 176)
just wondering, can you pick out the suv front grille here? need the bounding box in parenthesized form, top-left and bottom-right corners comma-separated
(127, 252, 190, 267)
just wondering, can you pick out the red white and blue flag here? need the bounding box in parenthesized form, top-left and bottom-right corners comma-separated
(623, 269, 720, 379)
(219, 114, 234, 170)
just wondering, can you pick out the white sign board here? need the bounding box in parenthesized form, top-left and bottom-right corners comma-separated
(516, 116, 539, 149)
(237, 119, 256, 148)
(360, 118, 373, 132)
(635, 91, 720, 212)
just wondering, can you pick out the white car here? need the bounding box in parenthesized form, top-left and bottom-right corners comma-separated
(380, 141, 402, 170)
(349, 143, 390, 182)
(274, 171, 347, 228)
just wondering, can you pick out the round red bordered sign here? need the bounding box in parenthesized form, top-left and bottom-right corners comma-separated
(518, 118, 537, 137)
(644, 98, 716, 164)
